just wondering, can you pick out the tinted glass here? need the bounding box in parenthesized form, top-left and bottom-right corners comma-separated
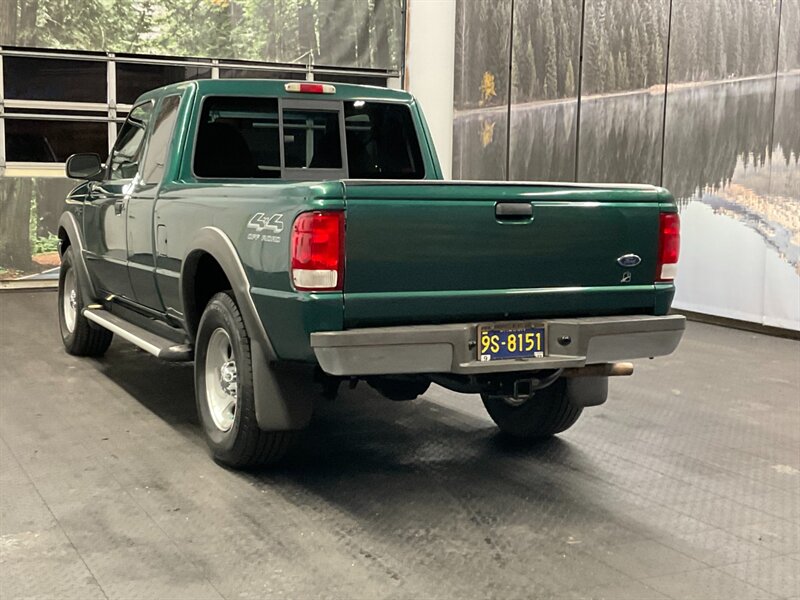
(317, 75, 387, 87)
(194, 97, 280, 178)
(116, 63, 211, 104)
(141, 95, 182, 184)
(3, 56, 107, 103)
(344, 102, 425, 179)
(4, 119, 108, 162)
(219, 68, 305, 80)
(283, 110, 342, 169)
(108, 103, 152, 180)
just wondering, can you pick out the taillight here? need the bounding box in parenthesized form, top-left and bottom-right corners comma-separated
(657, 212, 680, 281)
(291, 211, 344, 291)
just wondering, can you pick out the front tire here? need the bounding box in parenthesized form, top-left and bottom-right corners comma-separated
(481, 378, 583, 439)
(194, 291, 294, 468)
(58, 246, 113, 357)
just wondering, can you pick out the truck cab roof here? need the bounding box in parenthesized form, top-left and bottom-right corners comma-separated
(134, 78, 415, 106)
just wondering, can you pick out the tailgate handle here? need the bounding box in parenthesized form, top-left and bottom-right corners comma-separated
(495, 202, 533, 221)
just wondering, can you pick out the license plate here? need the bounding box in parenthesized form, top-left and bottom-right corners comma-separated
(478, 323, 546, 362)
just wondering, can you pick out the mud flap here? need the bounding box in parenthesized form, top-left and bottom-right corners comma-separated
(251, 343, 314, 431)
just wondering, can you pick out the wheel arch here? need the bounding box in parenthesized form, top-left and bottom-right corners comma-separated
(181, 249, 233, 342)
(57, 211, 97, 302)
(180, 227, 274, 357)
(180, 227, 313, 432)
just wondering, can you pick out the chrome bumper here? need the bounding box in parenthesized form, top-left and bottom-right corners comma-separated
(310, 314, 686, 376)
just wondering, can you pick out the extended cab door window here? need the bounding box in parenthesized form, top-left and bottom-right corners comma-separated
(141, 94, 182, 185)
(108, 102, 152, 180)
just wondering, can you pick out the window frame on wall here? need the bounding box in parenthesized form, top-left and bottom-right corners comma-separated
(0, 46, 395, 179)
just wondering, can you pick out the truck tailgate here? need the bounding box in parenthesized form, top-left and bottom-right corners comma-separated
(342, 181, 666, 328)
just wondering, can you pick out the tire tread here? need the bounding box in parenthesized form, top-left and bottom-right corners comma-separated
(481, 378, 582, 439)
(197, 291, 295, 468)
(58, 247, 113, 357)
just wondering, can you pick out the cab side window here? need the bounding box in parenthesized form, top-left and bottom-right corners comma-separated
(108, 102, 152, 180)
(141, 95, 182, 185)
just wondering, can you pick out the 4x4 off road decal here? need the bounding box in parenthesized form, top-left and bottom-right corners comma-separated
(247, 213, 283, 243)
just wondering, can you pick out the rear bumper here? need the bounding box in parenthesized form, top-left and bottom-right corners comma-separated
(310, 314, 685, 376)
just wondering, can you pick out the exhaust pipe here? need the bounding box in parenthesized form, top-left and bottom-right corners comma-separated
(562, 362, 634, 378)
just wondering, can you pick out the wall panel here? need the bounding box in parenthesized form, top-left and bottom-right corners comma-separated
(665, 0, 796, 329)
(577, 0, 668, 184)
(452, 0, 512, 180)
(764, 0, 800, 329)
(508, 0, 581, 182)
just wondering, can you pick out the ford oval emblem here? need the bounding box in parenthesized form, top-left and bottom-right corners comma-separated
(617, 254, 642, 268)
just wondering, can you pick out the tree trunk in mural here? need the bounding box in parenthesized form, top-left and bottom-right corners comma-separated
(0, 0, 19, 44)
(297, 0, 317, 59)
(17, 0, 38, 46)
(355, 0, 371, 67)
(36, 180, 70, 237)
(317, 1, 336, 65)
(0, 180, 33, 272)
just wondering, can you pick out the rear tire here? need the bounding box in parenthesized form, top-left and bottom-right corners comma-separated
(481, 378, 583, 439)
(195, 291, 295, 468)
(58, 246, 113, 357)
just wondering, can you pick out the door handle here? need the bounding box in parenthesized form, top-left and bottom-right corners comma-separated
(495, 202, 533, 221)
(114, 199, 125, 215)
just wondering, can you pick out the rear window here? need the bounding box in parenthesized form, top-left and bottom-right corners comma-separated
(193, 96, 425, 179)
(283, 109, 342, 169)
(194, 97, 281, 178)
(344, 101, 425, 179)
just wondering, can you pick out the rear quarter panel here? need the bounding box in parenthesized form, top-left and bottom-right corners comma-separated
(154, 181, 345, 360)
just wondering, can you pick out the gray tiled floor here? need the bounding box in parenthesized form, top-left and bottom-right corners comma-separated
(1, 291, 798, 599)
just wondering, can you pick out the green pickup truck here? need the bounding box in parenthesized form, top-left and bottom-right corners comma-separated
(57, 79, 684, 467)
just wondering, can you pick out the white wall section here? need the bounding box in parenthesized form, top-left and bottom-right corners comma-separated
(404, 0, 456, 179)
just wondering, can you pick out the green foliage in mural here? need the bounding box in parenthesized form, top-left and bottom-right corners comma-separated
(0, 0, 404, 70)
(0, 177, 76, 274)
(29, 198, 60, 256)
(668, 0, 790, 87)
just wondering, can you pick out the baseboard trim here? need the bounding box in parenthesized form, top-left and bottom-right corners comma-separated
(672, 309, 800, 341)
(0, 280, 58, 292)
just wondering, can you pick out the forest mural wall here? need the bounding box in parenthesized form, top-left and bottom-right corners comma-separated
(454, 0, 800, 331)
(0, 1, 404, 282)
(0, 0, 404, 70)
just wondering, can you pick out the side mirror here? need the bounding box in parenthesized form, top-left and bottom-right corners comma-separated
(66, 153, 104, 180)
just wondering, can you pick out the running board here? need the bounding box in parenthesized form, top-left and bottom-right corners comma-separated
(83, 308, 193, 361)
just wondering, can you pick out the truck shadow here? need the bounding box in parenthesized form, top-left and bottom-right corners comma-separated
(90, 339, 643, 559)
(96, 340, 591, 475)
(92, 343, 199, 426)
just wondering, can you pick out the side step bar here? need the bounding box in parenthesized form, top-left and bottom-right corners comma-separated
(83, 308, 193, 361)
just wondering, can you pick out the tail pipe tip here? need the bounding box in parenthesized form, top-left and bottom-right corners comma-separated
(563, 362, 634, 378)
